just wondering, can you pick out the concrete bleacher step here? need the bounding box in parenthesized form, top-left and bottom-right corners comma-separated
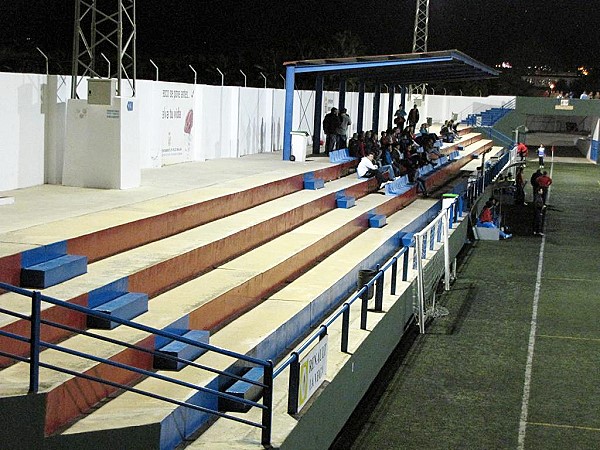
(0, 188, 395, 437)
(87, 292, 149, 330)
(49, 200, 437, 450)
(0, 162, 357, 287)
(220, 366, 264, 413)
(153, 330, 210, 371)
(0, 175, 376, 367)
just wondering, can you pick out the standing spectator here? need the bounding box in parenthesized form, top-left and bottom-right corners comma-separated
(515, 167, 527, 205)
(530, 169, 542, 200)
(336, 108, 352, 149)
(580, 91, 589, 99)
(533, 188, 547, 236)
(322, 107, 340, 154)
(516, 142, 528, 162)
(407, 104, 420, 132)
(537, 171, 553, 204)
(394, 105, 406, 132)
(537, 144, 546, 168)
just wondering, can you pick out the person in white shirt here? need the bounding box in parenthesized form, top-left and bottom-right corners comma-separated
(357, 152, 395, 189)
(537, 144, 546, 168)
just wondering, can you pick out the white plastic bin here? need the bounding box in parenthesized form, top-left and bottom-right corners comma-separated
(290, 131, 310, 162)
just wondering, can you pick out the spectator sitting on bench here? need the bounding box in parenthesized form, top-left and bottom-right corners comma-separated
(440, 121, 455, 143)
(477, 200, 512, 239)
(357, 151, 395, 189)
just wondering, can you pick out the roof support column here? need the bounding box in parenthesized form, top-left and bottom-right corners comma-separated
(283, 65, 295, 160)
(401, 85, 407, 111)
(338, 78, 346, 111)
(357, 80, 365, 132)
(372, 83, 381, 133)
(387, 85, 395, 130)
(312, 75, 324, 155)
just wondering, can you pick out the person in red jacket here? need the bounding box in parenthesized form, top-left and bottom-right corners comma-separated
(516, 142, 528, 162)
(537, 171, 552, 203)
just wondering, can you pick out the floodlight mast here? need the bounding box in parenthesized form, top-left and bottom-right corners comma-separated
(71, 0, 137, 99)
(410, 0, 430, 100)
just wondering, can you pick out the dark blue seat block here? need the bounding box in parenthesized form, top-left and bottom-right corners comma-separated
(87, 292, 148, 329)
(336, 196, 355, 208)
(221, 367, 264, 412)
(20, 254, 88, 289)
(369, 214, 387, 228)
(153, 329, 210, 371)
(304, 178, 324, 190)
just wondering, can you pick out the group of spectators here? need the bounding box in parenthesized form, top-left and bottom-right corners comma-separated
(324, 104, 463, 195)
(322, 107, 353, 152)
(551, 91, 600, 100)
(348, 114, 462, 194)
(479, 163, 553, 239)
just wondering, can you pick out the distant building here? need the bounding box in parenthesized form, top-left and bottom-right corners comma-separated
(523, 70, 580, 90)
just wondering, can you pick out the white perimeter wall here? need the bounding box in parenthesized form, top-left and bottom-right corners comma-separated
(0, 70, 514, 192)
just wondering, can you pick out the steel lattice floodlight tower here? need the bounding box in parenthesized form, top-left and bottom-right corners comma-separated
(410, 0, 430, 100)
(70, 0, 137, 99)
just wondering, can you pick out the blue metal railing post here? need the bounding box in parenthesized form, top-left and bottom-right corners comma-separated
(341, 305, 350, 352)
(402, 249, 410, 281)
(391, 258, 398, 295)
(374, 271, 384, 312)
(261, 360, 274, 446)
(286, 353, 299, 414)
(29, 290, 42, 394)
(360, 291, 368, 330)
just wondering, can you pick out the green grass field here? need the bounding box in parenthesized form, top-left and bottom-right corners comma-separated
(332, 161, 600, 450)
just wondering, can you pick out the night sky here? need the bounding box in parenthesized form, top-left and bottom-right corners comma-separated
(1, 1, 597, 71)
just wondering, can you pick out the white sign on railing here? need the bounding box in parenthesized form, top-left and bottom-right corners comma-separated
(297, 335, 328, 412)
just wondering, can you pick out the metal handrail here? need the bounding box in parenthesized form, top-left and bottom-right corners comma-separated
(273, 244, 411, 378)
(0, 282, 267, 367)
(0, 282, 274, 444)
(458, 97, 516, 121)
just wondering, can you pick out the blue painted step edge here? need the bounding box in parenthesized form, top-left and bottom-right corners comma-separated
(153, 329, 210, 371)
(20, 254, 88, 289)
(220, 366, 264, 412)
(87, 292, 148, 330)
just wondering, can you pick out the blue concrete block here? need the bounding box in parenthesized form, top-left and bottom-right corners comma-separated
(21, 241, 68, 268)
(156, 316, 190, 349)
(154, 329, 210, 371)
(369, 214, 387, 228)
(221, 367, 264, 412)
(304, 178, 324, 190)
(87, 292, 148, 329)
(88, 277, 129, 309)
(336, 196, 355, 208)
(20, 254, 88, 289)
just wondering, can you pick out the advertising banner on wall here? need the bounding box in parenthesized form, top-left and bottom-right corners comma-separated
(159, 84, 196, 165)
(287, 334, 328, 414)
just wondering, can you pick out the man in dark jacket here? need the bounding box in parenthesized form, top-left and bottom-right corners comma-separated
(322, 107, 340, 154)
(407, 104, 420, 131)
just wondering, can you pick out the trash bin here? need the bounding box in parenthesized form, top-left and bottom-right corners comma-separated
(451, 112, 459, 122)
(427, 117, 433, 126)
(290, 131, 310, 162)
(357, 269, 377, 300)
